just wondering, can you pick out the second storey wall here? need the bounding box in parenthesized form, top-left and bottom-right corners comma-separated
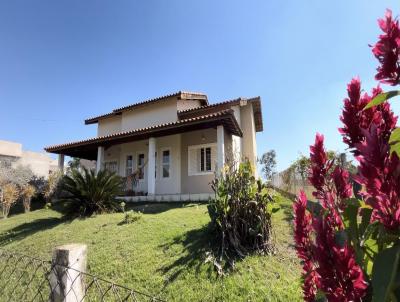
(120, 98, 178, 132)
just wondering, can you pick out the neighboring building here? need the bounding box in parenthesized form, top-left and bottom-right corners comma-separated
(45, 91, 263, 201)
(0, 140, 58, 178)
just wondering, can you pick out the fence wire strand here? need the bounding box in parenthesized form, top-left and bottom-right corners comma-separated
(0, 249, 165, 302)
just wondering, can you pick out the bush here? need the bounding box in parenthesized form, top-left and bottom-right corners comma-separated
(1, 183, 19, 218)
(60, 167, 124, 217)
(121, 210, 142, 224)
(21, 184, 36, 213)
(209, 160, 278, 262)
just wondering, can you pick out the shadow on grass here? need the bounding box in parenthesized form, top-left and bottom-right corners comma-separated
(126, 202, 200, 215)
(157, 224, 218, 286)
(0, 217, 66, 247)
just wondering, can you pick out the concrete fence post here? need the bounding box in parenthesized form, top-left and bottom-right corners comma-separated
(49, 244, 87, 302)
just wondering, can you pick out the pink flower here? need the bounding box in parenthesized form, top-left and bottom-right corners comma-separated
(339, 78, 397, 154)
(331, 166, 352, 204)
(312, 218, 368, 301)
(309, 133, 330, 197)
(372, 9, 400, 85)
(339, 77, 400, 231)
(293, 191, 318, 301)
(354, 125, 400, 230)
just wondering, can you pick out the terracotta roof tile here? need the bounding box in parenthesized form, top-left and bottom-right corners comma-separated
(45, 109, 240, 153)
(178, 96, 263, 132)
(85, 91, 208, 124)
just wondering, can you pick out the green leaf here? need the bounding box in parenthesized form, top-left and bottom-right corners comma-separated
(343, 200, 364, 266)
(364, 90, 400, 110)
(359, 207, 373, 237)
(389, 128, 400, 158)
(372, 244, 400, 302)
(390, 142, 400, 158)
(389, 128, 400, 144)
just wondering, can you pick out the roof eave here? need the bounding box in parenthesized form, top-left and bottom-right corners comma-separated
(45, 110, 242, 160)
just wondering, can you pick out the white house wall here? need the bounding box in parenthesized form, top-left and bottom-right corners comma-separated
(181, 128, 224, 194)
(177, 99, 202, 111)
(154, 134, 181, 195)
(120, 97, 178, 132)
(240, 103, 258, 175)
(97, 116, 122, 137)
(103, 134, 182, 195)
(17, 151, 58, 178)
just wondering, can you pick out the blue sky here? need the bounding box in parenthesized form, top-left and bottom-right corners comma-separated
(0, 0, 399, 171)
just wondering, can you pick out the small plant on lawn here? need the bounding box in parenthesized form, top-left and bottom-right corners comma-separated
(209, 160, 279, 268)
(21, 184, 36, 213)
(293, 9, 400, 302)
(60, 167, 123, 217)
(122, 210, 142, 224)
(1, 183, 19, 218)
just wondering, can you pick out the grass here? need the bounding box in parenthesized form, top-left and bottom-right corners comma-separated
(0, 194, 302, 301)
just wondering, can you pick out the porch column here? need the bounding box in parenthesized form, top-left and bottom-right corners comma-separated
(217, 125, 225, 175)
(57, 154, 65, 174)
(96, 146, 104, 173)
(148, 137, 156, 195)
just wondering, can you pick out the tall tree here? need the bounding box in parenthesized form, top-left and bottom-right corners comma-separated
(258, 150, 276, 181)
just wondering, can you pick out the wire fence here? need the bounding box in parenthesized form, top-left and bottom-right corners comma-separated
(270, 172, 314, 198)
(0, 249, 165, 302)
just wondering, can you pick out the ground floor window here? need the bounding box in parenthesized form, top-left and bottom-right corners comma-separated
(188, 143, 216, 176)
(162, 149, 170, 178)
(104, 161, 118, 174)
(137, 153, 145, 179)
(125, 155, 133, 176)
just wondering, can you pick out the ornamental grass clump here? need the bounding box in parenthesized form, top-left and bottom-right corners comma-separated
(293, 9, 400, 302)
(21, 184, 36, 213)
(209, 160, 278, 264)
(1, 183, 19, 218)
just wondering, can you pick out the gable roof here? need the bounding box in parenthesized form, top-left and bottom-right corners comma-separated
(46, 109, 241, 160)
(85, 91, 208, 125)
(178, 97, 263, 132)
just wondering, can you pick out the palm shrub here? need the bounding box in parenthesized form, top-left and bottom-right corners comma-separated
(60, 167, 124, 217)
(1, 183, 19, 218)
(21, 184, 36, 212)
(209, 160, 278, 262)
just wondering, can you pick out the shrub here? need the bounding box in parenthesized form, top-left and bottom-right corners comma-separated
(1, 183, 19, 218)
(121, 210, 142, 224)
(60, 167, 123, 217)
(209, 160, 278, 262)
(293, 9, 400, 302)
(44, 171, 62, 203)
(21, 184, 36, 212)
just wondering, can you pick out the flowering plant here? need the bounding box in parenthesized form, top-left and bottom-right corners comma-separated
(293, 9, 400, 302)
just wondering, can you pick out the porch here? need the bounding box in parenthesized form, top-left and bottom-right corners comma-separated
(118, 193, 214, 202)
(46, 110, 242, 197)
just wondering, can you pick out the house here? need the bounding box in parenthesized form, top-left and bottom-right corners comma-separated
(44, 91, 263, 201)
(0, 139, 58, 178)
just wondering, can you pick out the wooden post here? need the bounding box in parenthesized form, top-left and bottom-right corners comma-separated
(49, 244, 87, 302)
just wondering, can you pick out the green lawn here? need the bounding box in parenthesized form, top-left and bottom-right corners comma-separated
(0, 195, 302, 301)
